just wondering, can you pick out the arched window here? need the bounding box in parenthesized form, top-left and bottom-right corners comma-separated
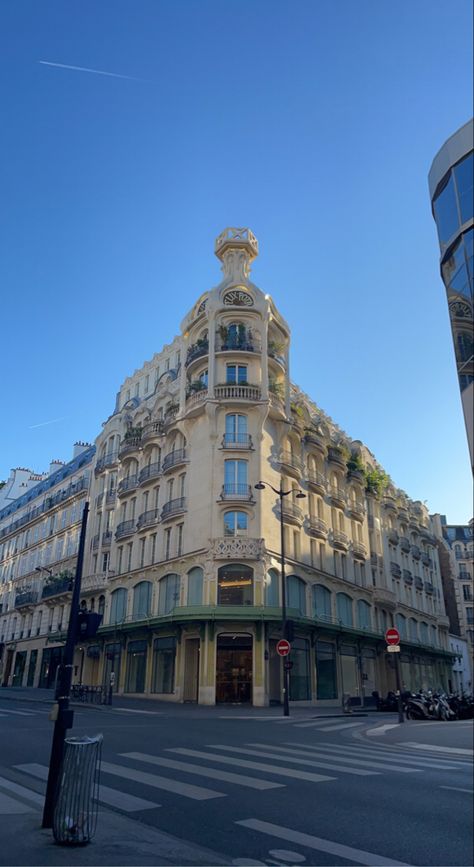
(224, 511, 248, 537)
(158, 574, 180, 615)
(396, 613, 407, 638)
(286, 575, 306, 615)
(187, 567, 203, 606)
(431, 625, 438, 646)
(218, 564, 253, 605)
(133, 581, 152, 620)
(420, 621, 429, 644)
(336, 593, 353, 627)
(110, 588, 128, 624)
(357, 600, 371, 630)
(313, 585, 332, 622)
(265, 569, 279, 607)
(409, 618, 418, 641)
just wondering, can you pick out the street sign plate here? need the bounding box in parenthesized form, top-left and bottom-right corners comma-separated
(276, 639, 291, 656)
(385, 628, 400, 646)
(386, 645, 400, 653)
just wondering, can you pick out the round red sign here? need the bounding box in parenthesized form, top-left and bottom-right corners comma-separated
(385, 628, 400, 646)
(276, 639, 291, 657)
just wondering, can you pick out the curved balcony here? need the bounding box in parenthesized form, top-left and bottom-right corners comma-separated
(408, 514, 420, 531)
(267, 345, 286, 368)
(105, 491, 116, 509)
(164, 405, 180, 425)
(403, 569, 413, 584)
(185, 341, 209, 367)
(119, 436, 142, 458)
(373, 587, 397, 610)
(304, 432, 326, 455)
(414, 576, 424, 590)
(81, 572, 108, 594)
(388, 529, 399, 546)
(398, 507, 409, 521)
(329, 486, 346, 509)
(347, 469, 365, 486)
(118, 475, 138, 496)
(102, 531, 112, 548)
(95, 451, 119, 474)
(370, 552, 384, 568)
(115, 520, 136, 540)
(220, 484, 255, 503)
(307, 516, 328, 539)
(327, 446, 346, 469)
(280, 502, 304, 527)
(424, 581, 434, 595)
(41, 576, 72, 600)
(217, 334, 260, 354)
(411, 545, 421, 560)
(332, 530, 350, 551)
(186, 389, 208, 410)
(138, 462, 161, 485)
(421, 552, 432, 567)
(352, 541, 368, 560)
(347, 500, 365, 521)
(221, 433, 253, 450)
(383, 495, 397, 512)
(137, 508, 160, 531)
(161, 497, 187, 521)
(279, 450, 303, 479)
(390, 561, 401, 579)
(306, 471, 326, 496)
(214, 384, 262, 402)
(400, 537, 411, 553)
(142, 421, 164, 443)
(162, 449, 187, 473)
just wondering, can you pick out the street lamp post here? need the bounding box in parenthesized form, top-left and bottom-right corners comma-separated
(255, 480, 306, 717)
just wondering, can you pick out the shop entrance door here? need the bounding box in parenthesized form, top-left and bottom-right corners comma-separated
(216, 634, 252, 704)
(183, 638, 200, 702)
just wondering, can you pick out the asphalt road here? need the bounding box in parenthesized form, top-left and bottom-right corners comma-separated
(0, 698, 472, 866)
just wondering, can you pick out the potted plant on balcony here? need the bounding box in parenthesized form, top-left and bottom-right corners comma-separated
(269, 379, 285, 401)
(218, 324, 229, 349)
(364, 467, 389, 498)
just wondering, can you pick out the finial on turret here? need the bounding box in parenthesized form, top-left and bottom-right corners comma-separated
(214, 227, 258, 282)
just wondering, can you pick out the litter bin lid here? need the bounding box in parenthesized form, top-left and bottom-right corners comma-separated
(65, 734, 103, 745)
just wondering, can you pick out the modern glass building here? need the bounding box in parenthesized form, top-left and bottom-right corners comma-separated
(429, 119, 474, 470)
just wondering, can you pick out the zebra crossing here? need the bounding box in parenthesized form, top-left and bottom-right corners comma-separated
(0, 706, 47, 718)
(0, 737, 471, 816)
(220, 713, 371, 732)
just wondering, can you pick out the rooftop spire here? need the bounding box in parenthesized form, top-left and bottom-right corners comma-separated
(214, 227, 258, 282)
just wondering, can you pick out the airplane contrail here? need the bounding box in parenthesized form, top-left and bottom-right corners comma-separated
(29, 417, 66, 429)
(38, 60, 147, 82)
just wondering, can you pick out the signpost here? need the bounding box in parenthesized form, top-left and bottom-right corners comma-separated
(276, 639, 291, 657)
(385, 627, 404, 723)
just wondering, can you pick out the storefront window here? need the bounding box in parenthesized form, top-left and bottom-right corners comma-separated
(218, 564, 253, 605)
(152, 637, 176, 693)
(132, 581, 152, 620)
(187, 567, 203, 605)
(316, 640, 337, 699)
(337, 593, 353, 627)
(357, 600, 371, 630)
(264, 569, 279, 607)
(158, 574, 180, 615)
(286, 575, 306, 615)
(110, 588, 128, 624)
(126, 640, 147, 693)
(289, 638, 311, 700)
(396, 613, 407, 638)
(340, 644, 359, 701)
(313, 584, 332, 622)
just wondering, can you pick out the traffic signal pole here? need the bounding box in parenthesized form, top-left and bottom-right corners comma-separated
(42, 501, 89, 828)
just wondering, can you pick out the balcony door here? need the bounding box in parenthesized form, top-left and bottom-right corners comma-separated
(224, 460, 248, 496)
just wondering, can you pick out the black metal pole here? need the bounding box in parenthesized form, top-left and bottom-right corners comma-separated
(393, 651, 405, 724)
(279, 490, 290, 717)
(42, 501, 89, 828)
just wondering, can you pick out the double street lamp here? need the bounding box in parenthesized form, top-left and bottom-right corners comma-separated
(254, 480, 306, 716)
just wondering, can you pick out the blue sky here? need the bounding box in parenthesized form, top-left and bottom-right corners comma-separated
(0, 0, 472, 523)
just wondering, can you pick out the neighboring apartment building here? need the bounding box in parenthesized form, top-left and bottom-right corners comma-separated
(0, 443, 94, 689)
(441, 517, 474, 650)
(70, 228, 453, 706)
(429, 119, 474, 470)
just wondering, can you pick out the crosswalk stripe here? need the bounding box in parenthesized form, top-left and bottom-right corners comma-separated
(0, 776, 44, 807)
(313, 742, 463, 770)
(15, 763, 160, 812)
(101, 760, 225, 800)
(121, 752, 284, 790)
(0, 709, 36, 716)
(440, 786, 473, 794)
(168, 748, 335, 784)
(245, 743, 377, 775)
(273, 745, 420, 773)
(236, 818, 411, 867)
(401, 742, 474, 758)
(316, 721, 365, 732)
(293, 719, 351, 728)
(113, 709, 163, 716)
(0, 790, 34, 814)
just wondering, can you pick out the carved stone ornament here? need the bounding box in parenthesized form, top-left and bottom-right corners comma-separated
(211, 537, 263, 560)
(223, 288, 254, 307)
(449, 300, 471, 319)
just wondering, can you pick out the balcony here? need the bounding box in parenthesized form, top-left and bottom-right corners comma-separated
(118, 475, 138, 496)
(400, 537, 411, 553)
(164, 404, 179, 425)
(217, 331, 259, 354)
(81, 572, 108, 594)
(390, 561, 401, 579)
(161, 497, 187, 521)
(329, 486, 346, 509)
(42, 576, 72, 600)
(403, 569, 413, 584)
(95, 451, 119, 474)
(388, 529, 399, 546)
(347, 469, 365, 486)
(347, 500, 365, 521)
(332, 530, 350, 551)
(115, 520, 136, 540)
(383, 495, 397, 512)
(307, 517, 328, 539)
(459, 571, 471, 580)
(280, 502, 304, 527)
(142, 421, 164, 443)
(421, 552, 432, 567)
(411, 545, 421, 560)
(119, 436, 142, 458)
(398, 507, 409, 521)
(15, 590, 39, 608)
(306, 471, 326, 496)
(162, 449, 188, 473)
(185, 340, 209, 367)
(138, 462, 161, 485)
(370, 552, 383, 568)
(279, 450, 303, 478)
(220, 484, 255, 503)
(424, 581, 434, 595)
(102, 531, 112, 548)
(221, 433, 253, 450)
(214, 384, 262, 402)
(186, 388, 208, 409)
(414, 576, 424, 590)
(352, 541, 368, 560)
(267, 341, 286, 368)
(137, 508, 160, 531)
(327, 446, 346, 469)
(212, 537, 263, 560)
(304, 431, 326, 454)
(105, 490, 116, 507)
(373, 587, 397, 609)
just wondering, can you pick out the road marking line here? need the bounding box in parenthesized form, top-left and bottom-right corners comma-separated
(168, 748, 334, 784)
(0, 790, 34, 814)
(401, 742, 474, 757)
(367, 724, 401, 736)
(276, 744, 419, 773)
(101, 760, 225, 800)
(236, 819, 412, 867)
(121, 752, 284, 790)
(0, 776, 44, 806)
(112, 708, 163, 715)
(312, 742, 461, 770)
(15, 763, 160, 812)
(244, 744, 377, 776)
(0, 709, 36, 716)
(294, 719, 354, 729)
(317, 721, 365, 732)
(440, 786, 473, 794)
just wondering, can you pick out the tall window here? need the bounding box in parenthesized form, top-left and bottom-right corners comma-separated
(396, 613, 407, 638)
(265, 569, 279, 606)
(409, 618, 418, 641)
(133, 581, 152, 620)
(226, 364, 247, 384)
(286, 575, 306, 615)
(158, 574, 180, 615)
(187, 567, 203, 605)
(224, 460, 248, 496)
(225, 413, 248, 445)
(152, 637, 176, 693)
(218, 564, 253, 605)
(110, 588, 128, 624)
(224, 511, 248, 536)
(336, 593, 353, 627)
(357, 600, 371, 630)
(313, 584, 332, 621)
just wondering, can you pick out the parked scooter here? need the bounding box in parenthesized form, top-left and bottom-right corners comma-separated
(405, 691, 437, 720)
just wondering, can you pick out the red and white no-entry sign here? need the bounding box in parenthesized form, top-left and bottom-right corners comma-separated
(385, 628, 400, 646)
(276, 639, 291, 656)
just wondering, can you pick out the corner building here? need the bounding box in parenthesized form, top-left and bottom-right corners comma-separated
(81, 228, 453, 705)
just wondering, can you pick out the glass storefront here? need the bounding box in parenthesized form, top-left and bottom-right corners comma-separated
(126, 640, 148, 693)
(216, 634, 252, 703)
(340, 644, 360, 703)
(26, 649, 38, 687)
(289, 638, 310, 700)
(39, 646, 63, 689)
(217, 564, 253, 606)
(316, 640, 337, 699)
(152, 637, 176, 693)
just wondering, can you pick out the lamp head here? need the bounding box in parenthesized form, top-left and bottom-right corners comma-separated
(295, 491, 306, 499)
(254, 482, 266, 490)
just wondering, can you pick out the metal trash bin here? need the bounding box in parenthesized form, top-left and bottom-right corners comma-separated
(52, 734, 102, 845)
